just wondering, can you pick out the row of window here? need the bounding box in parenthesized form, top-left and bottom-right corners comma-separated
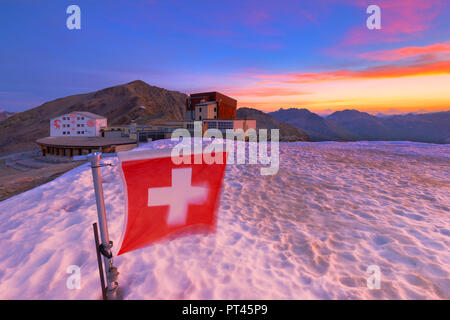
(61, 116, 86, 120)
(204, 121, 234, 129)
(186, 121, 233, 129)
(213, 122, 234, 129)
(62, 131, 85, 135)
(218, 122, 233, 129)
(62, 124, 85, 128)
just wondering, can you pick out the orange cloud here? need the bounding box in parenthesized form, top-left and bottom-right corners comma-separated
(359, 43, 450, 61)
(253, 60, 450, 83)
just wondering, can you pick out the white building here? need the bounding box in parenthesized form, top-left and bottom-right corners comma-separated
(50, 111, 107, 137)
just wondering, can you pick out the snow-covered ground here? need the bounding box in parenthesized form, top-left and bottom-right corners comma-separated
(0, 140, 449, 299)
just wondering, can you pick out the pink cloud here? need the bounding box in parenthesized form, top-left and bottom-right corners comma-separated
(359, 42, 450, 61)
(227, 87, 309, 97)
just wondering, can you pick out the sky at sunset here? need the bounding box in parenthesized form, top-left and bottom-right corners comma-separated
(1, 0, 449, 114)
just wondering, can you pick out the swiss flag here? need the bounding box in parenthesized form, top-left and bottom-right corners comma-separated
(117, 150, 227, 255)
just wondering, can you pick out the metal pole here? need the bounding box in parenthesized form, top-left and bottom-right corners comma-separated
(89, 152, 119, 299)
(93, 223, 107, 300)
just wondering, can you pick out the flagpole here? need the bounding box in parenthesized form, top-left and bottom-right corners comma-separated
(89, 152, 119, 299)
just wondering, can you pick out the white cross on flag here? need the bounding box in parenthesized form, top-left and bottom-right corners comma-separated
(117, 149, 227, 255)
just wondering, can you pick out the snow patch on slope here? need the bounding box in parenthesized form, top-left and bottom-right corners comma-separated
(0, 140, 449, 299)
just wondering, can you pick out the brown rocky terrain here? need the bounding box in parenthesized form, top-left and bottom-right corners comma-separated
(0, 151, 83, 201)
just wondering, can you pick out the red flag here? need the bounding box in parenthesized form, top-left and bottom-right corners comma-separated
(117, 150, 227, 255)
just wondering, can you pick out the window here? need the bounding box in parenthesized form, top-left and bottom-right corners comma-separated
(63, 131, 66, 135)
(199, 115, 202, 120)
(214, 107, 217, 112)
(199, 107, 202, 112)
(207, 122, 217, 129)
(218, 121, 234, 130)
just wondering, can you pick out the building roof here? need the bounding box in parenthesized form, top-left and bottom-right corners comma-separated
(195, 101, 218, 106)
(189, 92, 238, 103)
(51, 111, 106, 120)
(76, 111, 106, 119)
(36, 136, 135, 147)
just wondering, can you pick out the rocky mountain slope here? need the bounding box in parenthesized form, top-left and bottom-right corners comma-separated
(237, 107, 309, 141)
(269, 108, 356, 141)
(0, 111, 16, 122)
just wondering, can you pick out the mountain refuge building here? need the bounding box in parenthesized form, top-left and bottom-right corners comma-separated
(50, 111, 107, 137)
(37, 111, 136, 157)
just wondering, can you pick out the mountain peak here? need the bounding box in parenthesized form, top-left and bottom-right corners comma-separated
(327, 109, 374, 120)
(126, 80, 148, 87)
(271, 107, 321, 119)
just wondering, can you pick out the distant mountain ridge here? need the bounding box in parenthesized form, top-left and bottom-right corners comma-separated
(268, 108, 356, 141)
(0, 80, 187, 155)
(237, 107, 309, 141)
(0, 110, 16, 122)
(270, 108, 450, 144)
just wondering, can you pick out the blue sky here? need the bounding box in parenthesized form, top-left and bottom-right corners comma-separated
(1, 0, 449, 113)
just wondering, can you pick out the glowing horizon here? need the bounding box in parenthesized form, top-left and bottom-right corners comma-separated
(232, 73, 450, 114)
(1, 1, 449, 114)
